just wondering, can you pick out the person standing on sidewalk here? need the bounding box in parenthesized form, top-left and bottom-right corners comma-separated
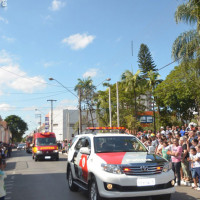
(0, 158, 6, 200)
(168, 138, 182, 186)
(188, 147, 200, 190)
(180, 137, 191, 182)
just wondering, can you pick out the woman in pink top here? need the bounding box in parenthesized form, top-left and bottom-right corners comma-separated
(168, 138, 182, 186)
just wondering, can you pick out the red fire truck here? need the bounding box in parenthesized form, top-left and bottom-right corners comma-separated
(26, 136, 33, 153)
(32, 132, 59, 161)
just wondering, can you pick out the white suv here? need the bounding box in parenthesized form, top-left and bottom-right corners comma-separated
(66, 133, 175, 200)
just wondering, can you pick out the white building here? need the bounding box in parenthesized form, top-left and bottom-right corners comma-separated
(48, 109, 97, 141)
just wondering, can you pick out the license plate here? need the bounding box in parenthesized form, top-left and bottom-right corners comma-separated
(45, 156, 51, 159)
(137, 178, 155, 186)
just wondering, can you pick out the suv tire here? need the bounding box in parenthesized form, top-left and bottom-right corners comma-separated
(89, 178, 102, 200)
(68, 168, 79, 192)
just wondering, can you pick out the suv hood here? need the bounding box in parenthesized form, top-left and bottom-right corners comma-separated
(96, 152, 166, 165)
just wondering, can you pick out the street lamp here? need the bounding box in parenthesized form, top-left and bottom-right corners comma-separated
(49, 78, 82, 134)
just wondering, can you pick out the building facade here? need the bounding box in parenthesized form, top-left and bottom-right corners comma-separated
(48, 109, 97, 141)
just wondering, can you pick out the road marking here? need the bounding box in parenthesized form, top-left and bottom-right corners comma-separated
(5, 197, 11, 200)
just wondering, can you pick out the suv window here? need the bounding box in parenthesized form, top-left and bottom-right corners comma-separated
(75, 137, 91, 150)
(94, 136, 147, 153)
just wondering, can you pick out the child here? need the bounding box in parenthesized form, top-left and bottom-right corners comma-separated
(188, 147, 200, 190)
(0, 158, 6, 200)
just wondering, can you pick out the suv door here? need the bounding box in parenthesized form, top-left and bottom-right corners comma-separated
(73, 137, 91, 183)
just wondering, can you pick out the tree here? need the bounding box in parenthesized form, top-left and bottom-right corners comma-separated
(138, 44, 156, 77)
(154, 62, 198, 123)
(121, 70, 146, 118)
(74, 77, 96, 127)
(5, 115, 28, 142)
(172, 0, 200, 61)
(147, 70, 162, 133)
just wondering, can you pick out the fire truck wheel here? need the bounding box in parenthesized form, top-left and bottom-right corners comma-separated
(68, 168, 79, 192)
(89, 177, 102, 200)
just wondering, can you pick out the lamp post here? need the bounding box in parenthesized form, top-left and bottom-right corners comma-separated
(116, 82, 120, 127)
(47, 99, 57, 132)
(49, 78, 82, 134)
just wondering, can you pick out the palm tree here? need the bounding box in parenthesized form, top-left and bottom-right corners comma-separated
(74, 77, 96, 127)
(121, 70, 144, 118)
(147, 70, 162, 133)
(172, 0, 200, 61)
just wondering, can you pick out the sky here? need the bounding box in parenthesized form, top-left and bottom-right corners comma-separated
(0, 0, 194, 134)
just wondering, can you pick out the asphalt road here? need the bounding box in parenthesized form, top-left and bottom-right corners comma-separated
(4, 150, 200, 200)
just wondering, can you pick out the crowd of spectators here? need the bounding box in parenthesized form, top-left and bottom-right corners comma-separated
(137, 123, 200, 190)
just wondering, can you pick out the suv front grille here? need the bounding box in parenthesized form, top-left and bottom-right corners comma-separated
(122, 164, 164, 175)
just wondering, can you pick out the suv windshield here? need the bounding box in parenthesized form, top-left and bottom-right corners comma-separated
(36, 138, 56, 146)
(94, 136, 147, 153)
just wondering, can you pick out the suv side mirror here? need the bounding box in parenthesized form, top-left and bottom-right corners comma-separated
(80, 147, 91, 155)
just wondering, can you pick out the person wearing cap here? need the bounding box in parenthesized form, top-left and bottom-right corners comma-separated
(160, 126, 166, 136)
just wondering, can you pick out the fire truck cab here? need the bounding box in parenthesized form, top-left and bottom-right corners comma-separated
(32, 132, 59, 161)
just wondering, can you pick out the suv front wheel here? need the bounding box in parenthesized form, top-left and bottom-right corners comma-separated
(68, 168, 79, 192)
(89, 178, 102, 200)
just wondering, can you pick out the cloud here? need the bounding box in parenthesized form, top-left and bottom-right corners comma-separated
(2, 35, 15, 43)
(0, 49, 12, 64)
(62, 33, 95, 50)
(116, 37, 122, 42)
(44, 62, 54, 68)
(0, 50, 47, 93)
(0, 103, 13, 111)
(56, 99, 78, 110)
(83, 68, 99, 78)
(49, 0, 66, 11)
(0, 16, 8, 24)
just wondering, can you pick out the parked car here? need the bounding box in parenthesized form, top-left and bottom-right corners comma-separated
(66, 132, 175, 200)
(17, 143, 26, 150)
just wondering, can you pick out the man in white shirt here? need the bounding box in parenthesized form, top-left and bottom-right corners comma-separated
(160, 126, 166, 136)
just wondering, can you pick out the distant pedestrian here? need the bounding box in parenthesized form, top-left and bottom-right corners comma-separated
(0, 158, 6, 200)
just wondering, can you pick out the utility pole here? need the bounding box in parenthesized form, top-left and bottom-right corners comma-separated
(78, 89, 82, 133)
(109, 87, 112, 127)
(116, 82, 120, 127)
(47, 100, 57, 132)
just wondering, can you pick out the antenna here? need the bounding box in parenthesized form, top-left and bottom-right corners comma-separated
(131, 40, 133, 56)
(131, 40, 133, 73)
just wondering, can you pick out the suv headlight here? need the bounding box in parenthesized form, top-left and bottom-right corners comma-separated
(101, 164, 122, 174)
(53, 150, 58, 153)
(36, 150, 42, 154)
(163, 162, 172, 172)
